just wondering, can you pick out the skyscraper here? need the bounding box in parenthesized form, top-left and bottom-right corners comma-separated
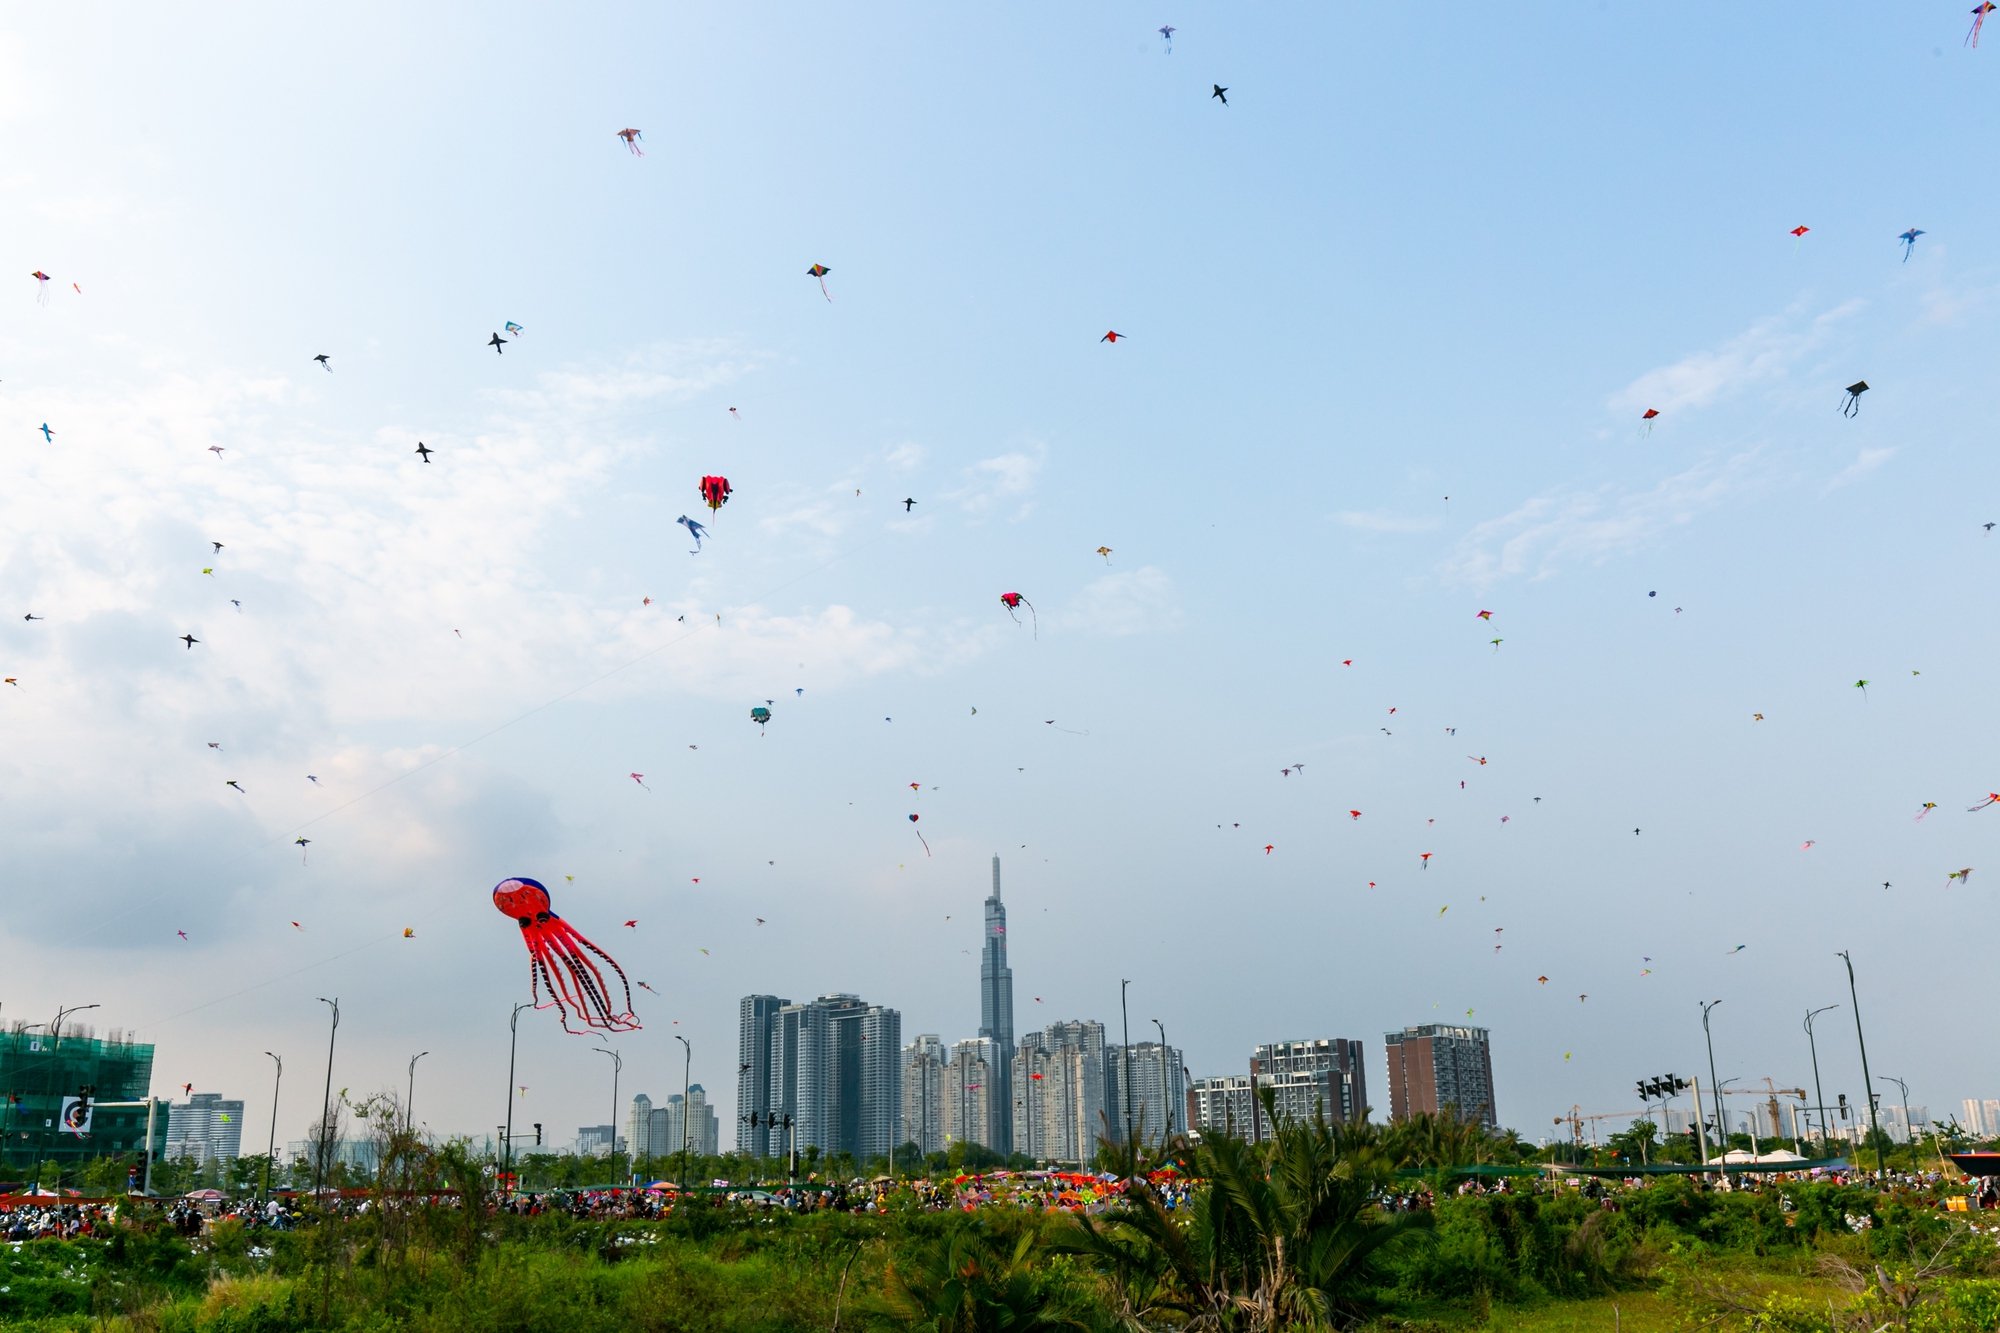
(1014, 1019, 1109, 1164)
(1383, 1025, 1496, 1126)
(1107, 1041, 1184, 1147)
(1253, 1039, 1369, 1128)
(737, 994, 788, 1156)
(979, 856, 1016, 1152)
(740, 993, 902, 1161)
(902, 1035, 947, 1155)
(164, 1093, 244, 1163)
(944, 1038, 1000, 1152)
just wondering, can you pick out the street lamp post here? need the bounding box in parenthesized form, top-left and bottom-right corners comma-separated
(502, 1002, 530, 1194)
(262, 1052, 282, 1202)
(406, 1052, 428, 1136)
(30, 1003, 100, 1193)
(674, 1035, 692, 1193)
(312, 998, 339, 1202)
(594, 1048, 622, 1187)
(1804, 1006, 1838, 1150)
(1879, 1075, 1913, 1177)
(1152, 1019, 1173, 1139)
(1699, 1001, 1725, 1180)
(1837, 951, 1885, 1179)
(1119, 980, 1134, 1152)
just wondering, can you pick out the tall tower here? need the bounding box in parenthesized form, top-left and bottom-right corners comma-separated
(979, 855, 1016, 1152)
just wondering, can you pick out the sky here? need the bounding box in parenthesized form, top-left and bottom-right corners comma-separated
(2, 3, 1998, 1154)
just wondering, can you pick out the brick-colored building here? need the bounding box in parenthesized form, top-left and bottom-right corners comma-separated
(1383, 1025, 1496, 1126)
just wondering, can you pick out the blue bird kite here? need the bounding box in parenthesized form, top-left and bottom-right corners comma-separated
(1899, 228, 1925, 261)
(677, 514, 708, 553)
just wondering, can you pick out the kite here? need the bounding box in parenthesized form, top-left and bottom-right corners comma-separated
(1159, 24, 1173, 50)
(181, 634, 199, 649)
(1960, 2, 1992, 46)
(1097, 546, 1112, 562)
(23, 614, 39, 622)
(1791, 225, 1809, 240)
(730, 407, 740, 419)
(1855, 679, 1869, 699)
(202, 568, 214, 576)
(677, 514, 708, 552)
(1437, 906, 1448, 917)
(1468, 756, 1487, 766)
(624, 920, 638, 928)
(630, 773, 649, 791)
(1350, 810, 1361, 819)
(2, 680, 14, 687)
(1263, 845, 1273, 855)
(1212, 84, 1227, 104)
(492, 876, 640, 1035)
(1917, 803, 1938, 820)
(1578, 995, 1588, 1003)
(902, 497, 917, 512)
(1421, 853, 1431, 868)
(1841, 381, 1868, 417)
(618, 128, 643, 154)
(1100, 330, 1126, 343)
(314, 354, 330, 371)
(1899, 228, 1925, 261)
(1970, 794, 2000, 811)
(307, 775, 320, 785)
(1640, 408, 1659, 437)
(208, 742, 220, 749)
(488, 333, 507, 354)
(1538, 976, 1548, 984)
(30, 271, 49, 304)
(295, 838, 310, 864)
(699, 475, 732, 512)
(1753, 714, 1764, 721)
(909, 813, 931, 856)
(225, 780, 243, 792)
(38, 424, 52, 443)
(403, 928, 414, 937)
(208, 446, 224, 455)
(415, 442, 433, 462)
(808, 264, 832, 300)
(505, 322, 522, 336)
(1949, 868, 1974, 885)
(1726, 945, 1745, 954)
(1476, 610, 1492, 620)
(1800, 840, 1816, 850)
(1490, 638, 1502, 651)
(751, 706, 772, 730)
(1343, 660, 1352, 666)
(1000, 591, 1037, 638)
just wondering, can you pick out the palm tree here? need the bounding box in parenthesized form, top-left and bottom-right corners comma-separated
(875, 1219, 1092, 1333)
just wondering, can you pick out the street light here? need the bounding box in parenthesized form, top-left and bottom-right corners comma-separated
(1699, 1001, 1724, 1178)
(593, 1048, 622, 1187)
(1119, 980, 1134, 1152)
(674, 1036, 692, 1193)
(1836, 951, 1885, 1179)
(1152, 1019, 1173, 1138)
(406, 1052, 429, 1136)
(27, 1003, 100, 1194)
(502, 1002, 530, 1193)
(313, 998, 340, 1202)
(262, 1052, 282, 1202)
(1878, 1075, 1913, 1175)
(1803, 1006, 1838, 1149)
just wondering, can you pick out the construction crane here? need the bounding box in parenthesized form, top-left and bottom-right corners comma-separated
(1554, 1106, 1652, 1155)
(1717, 1080, 1808, 1144)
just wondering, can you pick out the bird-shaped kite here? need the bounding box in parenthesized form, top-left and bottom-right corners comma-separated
(208, 446, 224, 455)
(313, 354, 330, 371)
(1841, 381, 1868, 417)
(618, 128, 643, 155)
(1100, 330, 1126, 343)
(1917, 803, 1938, 820)
(1159, 24, 1173, 50)
(677, 514, 708, 553)
(1000, 591, 1037, 637)
(180, 634, 199, 649)
(808, 264, 832, 300)
(295, 838, 310, 864)
(1753, 713, 1764, 722)
(1855, 679, 1869, 699)
(1950, 868, 1974, 885)
(624, 920, 638, 928)
(488, 333, 507, 354)
(22, 614, 39, 622)
(31, 271, 49, 304)
(629, 773, 649, 791)
(1971, 2, 1996, 46)
(415, 442, 433, 462)
(1212, 84, 1227, 104)
(1899, 228, 1925, 261)
(699, 475, 732, 512)
(493, 876, 640, 1035)
(1969, 794, 2000, 811)
(902, 497, 916, 512)
(1421, 853, 1431, 868)
(226, 780, 244, 792)
(1490, 638, 1503, 652)
(38, 423, 52, 443)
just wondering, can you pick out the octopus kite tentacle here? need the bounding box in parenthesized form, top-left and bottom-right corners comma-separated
(494, 877, 641, 1034)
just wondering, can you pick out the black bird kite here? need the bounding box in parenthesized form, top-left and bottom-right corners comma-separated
(1841, 381, 1868, 417)
(22, 614, 40, 622)
(1212, 84, 1228, 104)
(313, 354, 330, 371)
(180, 634, 199, 649)
(488, 333, 507, 354)
(415, 442, 433, 462)
(902, 497, 916, 512)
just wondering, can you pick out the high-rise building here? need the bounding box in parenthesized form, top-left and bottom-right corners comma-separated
(165, 1093, 245, 1164)
(737, 994, 788, 1156)
(575, 1125, 623, 1156)
(1383, 1025, 1496, 1127)
(979, 856, 1016, 1152)
(1253, 1039, 1368, 1127)
(944, 1038, 1001, 1152)
(1014, 1019, 1109, 1164)
(1190, 1075, 1255, 1138)
(627, 1094, 656, 1160)
(1106, 1041, 1184, 1147)
(0, 1025, 164, 1170)
(741, 993, 902, 1161)
(902, 1035, 947, 1155)
(1962, 1098, 2000, 1139)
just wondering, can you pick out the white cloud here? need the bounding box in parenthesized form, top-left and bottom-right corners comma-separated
(882, 442, 926, 471)
(950, 443, 1043, 517)
(1823, 447, 1894, 494)
(1059, 567, 1182, 636)
(1440, 451, 1767, 588)
(1610, 300, 1863, 416)
(1335, 511, 1440, 534)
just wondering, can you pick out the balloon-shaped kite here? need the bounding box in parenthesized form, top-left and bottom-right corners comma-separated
(751, 705, 771, 730)
(493, 876, 640, 1035)
(699, 475, 732, 512)
(909, 812, 931, 856)
(1000, 591, 1037, 639)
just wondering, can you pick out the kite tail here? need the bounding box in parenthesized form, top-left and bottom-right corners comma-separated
(818, 277, 832, 301)
(915, 829, 932, 857)
(1028, 601, 1038, 640)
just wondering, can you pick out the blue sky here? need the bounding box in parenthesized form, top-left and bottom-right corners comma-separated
(2, 3, 1997, 1150)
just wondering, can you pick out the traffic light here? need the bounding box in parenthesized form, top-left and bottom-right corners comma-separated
(1838, 1094, 1850, 1120)
(76, 1084, 95, 1113)
(532, 1123, 542, 1147)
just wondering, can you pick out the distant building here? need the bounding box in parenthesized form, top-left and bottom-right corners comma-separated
(658, 1085, 719, 1158)
(627, 1094, 657, 1159)
(165, 1093, 245, 1163)
(737, 995, 788, 1157)
(575, 1124, 624, 1157)
(741, 993, 901, 1161)
(902, 1035, 947, 1155)
(0, 1025, 164, 1171)
(944, 1038, 1000, 1152)
(1106, 1041, 1184, 1147)
(1254, 1039, 1368, 1127)
(1962, 1098, 2000, 1138)
(979, 857, 1016, 1153)
(1015, 1020, 1109, 1164)
(1383, 1025, 1495, 1127)
(1190, 1075, 1255, 1138)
